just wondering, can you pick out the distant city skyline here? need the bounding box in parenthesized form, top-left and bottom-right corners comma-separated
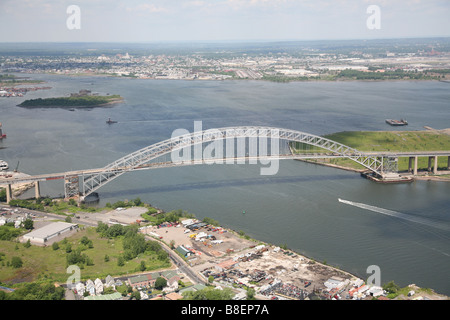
(0, 0, 449, 43)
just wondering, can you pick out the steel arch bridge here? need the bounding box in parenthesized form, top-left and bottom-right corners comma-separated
(77, 126, 387, 200)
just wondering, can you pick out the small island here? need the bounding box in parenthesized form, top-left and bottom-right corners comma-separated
(17, 90, 124, 108)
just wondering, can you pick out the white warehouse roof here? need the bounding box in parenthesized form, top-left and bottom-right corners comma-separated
(23, 221, 78, 243)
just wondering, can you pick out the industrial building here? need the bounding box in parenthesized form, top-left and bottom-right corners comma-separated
(22, 221, 78, 245)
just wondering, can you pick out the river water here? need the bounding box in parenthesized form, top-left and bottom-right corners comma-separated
(1, 74, 450, 295)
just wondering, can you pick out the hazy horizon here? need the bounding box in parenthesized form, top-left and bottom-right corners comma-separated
(0, 0, 449, 43)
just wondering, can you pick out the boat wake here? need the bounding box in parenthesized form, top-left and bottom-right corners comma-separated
(338, 198, 450, 232)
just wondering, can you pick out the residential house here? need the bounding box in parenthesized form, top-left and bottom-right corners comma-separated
(94, 278, 104, 295)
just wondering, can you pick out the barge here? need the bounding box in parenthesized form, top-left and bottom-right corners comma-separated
(386, 119, 408, 126)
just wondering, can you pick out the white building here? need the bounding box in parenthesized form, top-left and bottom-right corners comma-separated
(94, 278, 104, 294)
(22, 222, 78, 245)
(75, 282, 85, 297)
(105, 275, 115, 289)
(85, 279, 95, 295)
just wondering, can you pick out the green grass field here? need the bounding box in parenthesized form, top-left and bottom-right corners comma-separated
(0, 226, 170, 286)
(292, 130, 450, 172)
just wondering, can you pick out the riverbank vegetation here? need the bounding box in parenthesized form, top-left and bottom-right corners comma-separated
(336, 69, 440, 81)
(0, 73, 45, 86)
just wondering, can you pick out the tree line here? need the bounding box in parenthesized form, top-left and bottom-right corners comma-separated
(18, 95, 122, 107)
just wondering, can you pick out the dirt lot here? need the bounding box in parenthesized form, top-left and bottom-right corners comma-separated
(142, 222, 257, 266)
(235, 249, 353, 291)
(87, 207, 149, 225)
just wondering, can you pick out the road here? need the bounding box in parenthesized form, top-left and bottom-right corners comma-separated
(143, 233, 207, 286)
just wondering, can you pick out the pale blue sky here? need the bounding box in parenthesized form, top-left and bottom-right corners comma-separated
(0, 0, 449, 42)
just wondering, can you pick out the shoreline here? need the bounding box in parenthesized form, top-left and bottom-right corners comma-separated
(1, 193, 448, 299)
(13, 71, 449, 84)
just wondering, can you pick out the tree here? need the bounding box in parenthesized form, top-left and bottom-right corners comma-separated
(383, 281, 400, 294)
(23, 218, 33, 230)
(96, 221, 109, 235)
(131, 290, 141, 300)
(139, 260, 146, 272)
(246, 287, 256, 300)
(80, 236, 93, 248)
(122, 230, 146, 260)
(133, 197, 142, 206)
(23, 239, 31, 248)
(182, 287, 234, 300)
(117, 256, 125, 267)
(11, 256, 23, 268)
(154, 277, 167, 290)
(52, 242, 59, 251)
(0, 188, 6, 202)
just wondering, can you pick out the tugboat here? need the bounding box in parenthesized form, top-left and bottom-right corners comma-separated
(385, 119, 408, 126)
(0, 122, 6, 139)
(106, 118, 118, 124)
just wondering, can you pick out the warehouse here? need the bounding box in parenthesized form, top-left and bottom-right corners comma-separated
(22, 221, 78, 245)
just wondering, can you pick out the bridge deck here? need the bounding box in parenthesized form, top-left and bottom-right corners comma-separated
(1, 151, 449, 185)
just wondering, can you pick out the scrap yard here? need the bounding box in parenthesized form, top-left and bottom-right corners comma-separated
(140, 218, 383, 300)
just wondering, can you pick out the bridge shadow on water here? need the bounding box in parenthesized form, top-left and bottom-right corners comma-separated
(100, 174, 358, 198)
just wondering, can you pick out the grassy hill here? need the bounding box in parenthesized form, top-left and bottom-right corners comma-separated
(291, 130, 450, 172)
(0, 225, 170, 286)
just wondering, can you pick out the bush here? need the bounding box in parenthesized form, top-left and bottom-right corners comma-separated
(11, 256, 23, 268)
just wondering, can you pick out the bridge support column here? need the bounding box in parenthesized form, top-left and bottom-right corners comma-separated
(414, 156, 418, 175)
(408, 157, 413, 173)
(434, 156, 438, 175)
(34, 181, 40, 199)
(64, 176, 80, 199)
(428, 156, 433, 172)
(448, 156, 450, 170)
(5, 184, 12, 204)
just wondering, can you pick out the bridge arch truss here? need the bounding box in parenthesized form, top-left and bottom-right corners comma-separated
(77, 126, 385, 199)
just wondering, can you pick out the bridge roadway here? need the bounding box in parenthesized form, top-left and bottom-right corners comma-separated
(1, 151, 449, 186)
(0, 153, 346, 185)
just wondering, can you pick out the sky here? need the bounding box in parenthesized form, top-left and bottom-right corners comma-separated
(0, 0, 449, 42)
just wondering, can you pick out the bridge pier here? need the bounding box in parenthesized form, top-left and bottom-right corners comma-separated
(34, 181, 40, 200)
(448, 156, 450, 170)
(428, 156, 439, 174)
(414, 156, 418, 175)
(64, 176, 80, 199)
(434, 156, 438, 174)
(5, 184, 12, 204)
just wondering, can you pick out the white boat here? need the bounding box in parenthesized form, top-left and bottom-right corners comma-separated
(0, 160, 8, 171)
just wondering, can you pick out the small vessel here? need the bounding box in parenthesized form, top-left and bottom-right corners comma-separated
(106, 118, 118, 124)
(0, 160, 8, 171)
(385, 119, 408, 126)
